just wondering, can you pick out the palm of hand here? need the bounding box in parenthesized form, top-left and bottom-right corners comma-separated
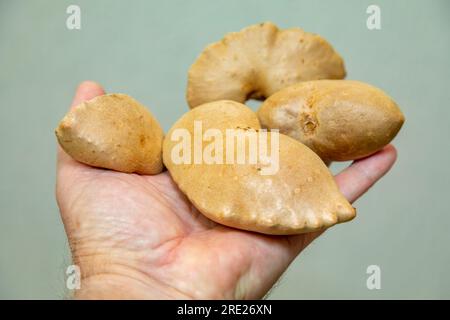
(57, 157, 316, 299)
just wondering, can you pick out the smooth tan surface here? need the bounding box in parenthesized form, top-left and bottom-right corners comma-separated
(187, 22, 346, 108)
(258, 80, 405, 162)
(55, 94, 164, 175)
(163, 100, 355, 235)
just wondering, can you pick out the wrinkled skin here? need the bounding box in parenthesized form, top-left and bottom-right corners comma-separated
(57, 81, 398, 299)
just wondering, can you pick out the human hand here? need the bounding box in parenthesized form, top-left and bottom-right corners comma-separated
(56, 81, 397, 299)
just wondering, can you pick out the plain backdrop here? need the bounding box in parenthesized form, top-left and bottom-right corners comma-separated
(0, 0, 449, 299)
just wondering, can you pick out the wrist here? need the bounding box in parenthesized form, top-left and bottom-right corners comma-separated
(71, 264, 192, 300)
(73, 274, 164, 299)
(73, 274, 191, 300)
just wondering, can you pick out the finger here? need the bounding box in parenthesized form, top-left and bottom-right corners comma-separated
(334, 144, 398, 203)
(70, 80, 105, 110)
(56, 81, 105, 170)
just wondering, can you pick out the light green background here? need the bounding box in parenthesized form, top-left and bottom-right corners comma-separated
(0, 0, 449, 299)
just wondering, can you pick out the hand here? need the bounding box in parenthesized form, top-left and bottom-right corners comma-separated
(56, 81, 398, 299)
